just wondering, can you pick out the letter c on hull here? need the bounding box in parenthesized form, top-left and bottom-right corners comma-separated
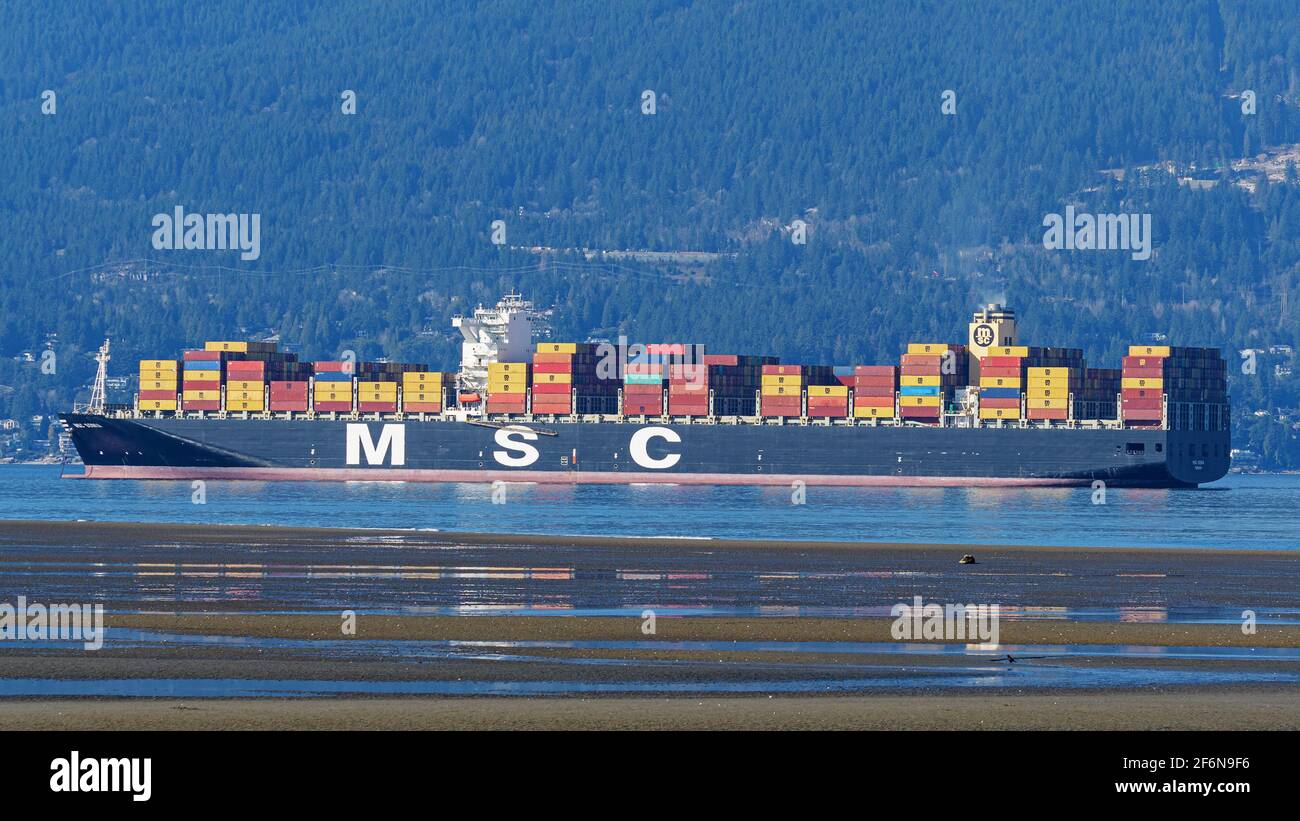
(493, 427, 540, 467)
(630, 426, 681, 469)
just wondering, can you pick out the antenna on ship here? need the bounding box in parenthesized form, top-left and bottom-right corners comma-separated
(88, 338, 110, 414)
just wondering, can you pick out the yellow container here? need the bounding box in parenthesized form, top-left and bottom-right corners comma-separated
(226, 380, 263, 391)
(1027, 376, 1065, 388)
(1128, 345, 1171, 357)
(536, 342, 577, 354)
(315, 391, 350, 401)
(987, 346, 1029, 357)
(228, 400, 264, 411)
(980, 407, 1022, 419)
(535, 373, 572, 384)
(1028, 366, 1071, 378)
(979, 376, 1021, 388)
(182, 390, 220, 401)
(1026, 387, 1061, 399)
(184, 369, 221, 382)
(403, 371, 444, 382)
(761, 385, 799, 396)
(139, 399, 178, 411)
(140, 371, 179, 383)
(808, 385, 848, 397)
(227, 390, 264, 401)
(488, 374, 526, 387)
(1027, 397, 1067, 409)
(204, 341, 249, 352)
(902, 375, 940, 387)
(487, 363, 528, 373)
(140, 380, 178, 391)
(139, 360, 178, 372)
(906, 343, 951, 355)
(314, 384, 351, 394)
(1122, 377, 1163, 389)
(406, 391, 443, 402)
(358, 381, 397, 391)
(761, 374, 801, 387)
(901, 395, 941, 407)
(853, 405, 896, 418)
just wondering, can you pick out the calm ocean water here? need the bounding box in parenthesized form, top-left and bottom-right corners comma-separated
(0, 464, 1296, 550)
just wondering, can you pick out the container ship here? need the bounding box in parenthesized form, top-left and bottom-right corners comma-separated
(60, 296, 1231, 487)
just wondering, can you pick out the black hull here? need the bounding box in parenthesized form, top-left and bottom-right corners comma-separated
(59, 413, 1230, 487)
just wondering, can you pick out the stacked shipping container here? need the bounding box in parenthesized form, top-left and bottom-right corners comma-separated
(1122, 345, 1227, 428)
(138, 359, 179, 411)
(901, 343, 969, 422)
(760, 364, 837, 417)
(851, 365, 898, 418)
(977, 346, 1083, 422)
(486, 362, 529, 414)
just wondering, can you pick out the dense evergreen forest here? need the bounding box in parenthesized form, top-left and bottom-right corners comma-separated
(2, 0, 1300, 465)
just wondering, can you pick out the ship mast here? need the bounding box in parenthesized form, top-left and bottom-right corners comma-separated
(88, 338, 110, 414)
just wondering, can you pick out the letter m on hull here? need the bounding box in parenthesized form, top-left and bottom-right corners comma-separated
(346, 423, 406, 466)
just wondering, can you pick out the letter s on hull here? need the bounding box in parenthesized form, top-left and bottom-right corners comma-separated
(630, 426, 681, 469)
(494, 427, 540, 467)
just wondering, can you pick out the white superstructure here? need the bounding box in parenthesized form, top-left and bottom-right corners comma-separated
(451, 293, 538, 400)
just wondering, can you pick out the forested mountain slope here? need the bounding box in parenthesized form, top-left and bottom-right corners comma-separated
(3, 1, 1300, 464)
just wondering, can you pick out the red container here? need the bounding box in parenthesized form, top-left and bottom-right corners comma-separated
(1122, 356, 1167, 368)
(1123, 408, 1162, 420)
(139, 390, 177, 400)
(900, 365, 941, 376)
(314, 401, 353, 412)
(1121, 388, 1160, 400)
(836, 375, 854, 386)
(807, 408, 847, 418)
(669, 383, 707, 394)
(227, 360, 265, 371)
(703, 354, 738, 366)
(270, 380, 308, 392)
(313, 362, 351, 372)
(405, 402, 443, 413)
(622, 385, 664, 396)
(358, 401, 397, 412)
(807, 396, 847, 407)
(269, 398, 309, 412)
(667, 403, 708, 415)
(182, 380, 220, 391)
(624, 402, 663, 414)
(899, 354, 942, 366)
(762, 365, 801, 375)
(980, 366, 1020, 377)
(1122, 366, 1163, 378)
(901, 406, 941, 416)
(531, 361, 570, 373)
(854, 365, 896, 376)
(853, 387, 895, 399)
(854, 375, 897, 387)
(761, 408, 801, 417)
(980, 397, 1020, 408)
(1122, 397, 1162, 410)
(854, 398, 894, 407)
(982, 356, 1023, 367)
(181, 400, 220, 411)
(1027, 408, 1068, 420)
(183, 350, 222, 361)
(531, 383, 571, 395)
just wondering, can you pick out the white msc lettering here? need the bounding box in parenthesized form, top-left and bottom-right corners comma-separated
(345, 423, 405, 466)
(493, 427, 539, 467)
(630, 426, 681, 469)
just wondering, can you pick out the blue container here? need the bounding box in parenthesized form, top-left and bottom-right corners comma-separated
(314, 372, 353, 382)
(900, 385, 941, 397)
(981, 387, 1020, 399)
(184, 361, 220, 371)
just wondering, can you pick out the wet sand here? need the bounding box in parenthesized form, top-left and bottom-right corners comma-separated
(2, 519, 1299, 729)
(3, 692, 1299, 730)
